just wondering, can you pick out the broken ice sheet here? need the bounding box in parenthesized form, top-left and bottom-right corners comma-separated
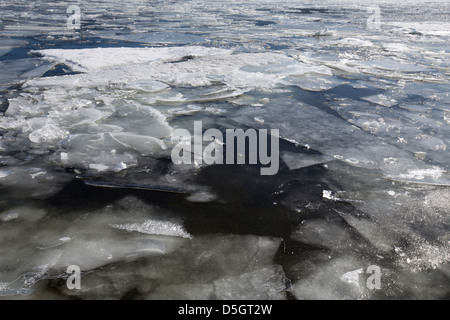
(52, 134, 140, 173)
(28, 123, 69, 144)
(324, 162, 450, 272)
(109, 132, 167, 156)
(291, 256, 371, 300)
(0, 162, 73, 200)
(213, 265, 286, 300)
(230, 97, 447, 184)
(125, 80, 169, 93)
(52, 234, 283, 300)
(334, 210, 398, 253)
(146, 266, 286, 300)
(281, 151, 333, 171)
(0, 58, 55, 91)
(390, 265, 450, 299)
(326, 94, 450, 172)
(76, 153, 213, 196)
(281, 75, 342, 92)
(291, 219, 355, 251)
(2, 84, 173, 177)
(361, 94, 398, 108)
(0, 196, 190, 296)
(0, 38, 28, 58)
(383, 161, 449, 186)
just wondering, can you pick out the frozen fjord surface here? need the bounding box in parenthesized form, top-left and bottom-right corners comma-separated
(0, 0, 449, 299)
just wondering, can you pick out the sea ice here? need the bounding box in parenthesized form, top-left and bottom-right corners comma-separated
(57, 234, 283, 299)
(213, 266, 286, 300)
(291, 219, 354, 251)
(291, 256, 369, 300)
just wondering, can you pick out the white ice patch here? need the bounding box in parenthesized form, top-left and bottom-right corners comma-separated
(340, 268, 364, 288)
(60, 152, 69, 162)
(28, 124, 69, 143)
(387, 21, 450, 37)
(0, 171, 11, 179)
(361, 94, 397, 108)
(33, 47, 231, 72)
(109, 132, 168, 155)
(89, 164, 109, 172)
(311, 29, 336, 37)
(185, 192, 218, 203)
(111, 219, 192, 239)
(333, 38, 374, 48)
(382, 43, 411, 53)
(397, 167, 445, 180)
(0, 212, 19, 222)
(113, 162, 127, 172)
(30, 171, 46, 179)
(323, 190, 339, 201)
